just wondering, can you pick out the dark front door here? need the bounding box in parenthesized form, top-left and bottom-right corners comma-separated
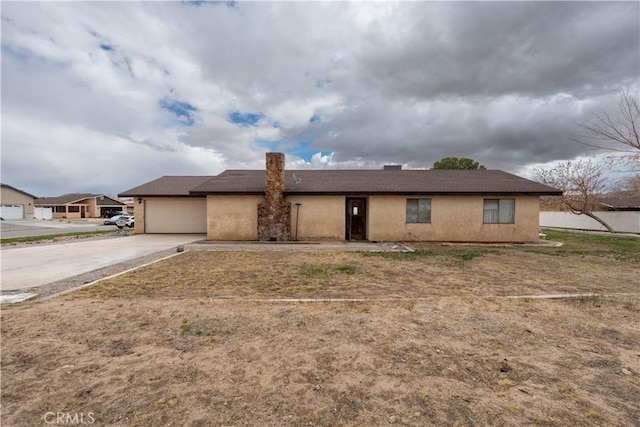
(346, 198, 366, 240)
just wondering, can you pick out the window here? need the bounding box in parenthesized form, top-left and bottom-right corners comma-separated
(406, 198, 431, 223)
(483, 199, 515, 224)
(54, 206, 66, 213)
(68, 206, 80, 213)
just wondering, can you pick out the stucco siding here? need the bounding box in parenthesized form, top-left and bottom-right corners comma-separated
(286, 195, 345, 240)
(1, 187, 34, 218)
(202, 194, 541, 242)
(368, 195, 540, 242)
(207, 195, 263, 240)
(143, 197, 207, 233)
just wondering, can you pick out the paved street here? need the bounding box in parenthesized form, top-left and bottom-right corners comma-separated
(0, 219, 117, 239)
(1, 234, 204, 291)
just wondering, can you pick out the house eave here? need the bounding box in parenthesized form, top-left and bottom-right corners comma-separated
(188, 190, 563, 197)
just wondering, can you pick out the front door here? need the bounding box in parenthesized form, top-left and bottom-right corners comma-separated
(346, 198, 366, 240)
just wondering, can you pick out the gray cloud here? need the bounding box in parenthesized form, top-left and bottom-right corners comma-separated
(1, 1, 638, 197)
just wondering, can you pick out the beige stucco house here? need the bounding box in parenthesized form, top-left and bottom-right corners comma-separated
(1, 183, 36, 219)
(35, 194, 126, 219)
(120, 153, 562, 243)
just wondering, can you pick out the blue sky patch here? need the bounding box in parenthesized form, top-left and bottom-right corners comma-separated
(228, 111, 264, 127)
(285, 140, 331, 162)
(160, 98, 197, 126)
(255, 140, 330, 162)
(2, 45, 32, 63)
(255, 140, 280, 152)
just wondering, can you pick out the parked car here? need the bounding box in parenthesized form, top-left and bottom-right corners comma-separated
(102, 210, 130, 218)
(104, 214, 131, 225)
(116, 216, 134, 229)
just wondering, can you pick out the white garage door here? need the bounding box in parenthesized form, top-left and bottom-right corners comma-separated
(145, 197, 207, 233)
(0, 205, 24, 220)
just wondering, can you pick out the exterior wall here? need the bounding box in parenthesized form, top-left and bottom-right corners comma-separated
(368, 195, 541, 242)
(203, 194, 541, 242)
(286, 195, 345, 240)
(1, 187, 34, 218)
(142, 197, 207, 233)
(40, 204, 87, 219)
(48, 206, 83, 219)
(84, 198, 98, 218)
(133, 199, 145, 234)
(540, 211, 640, 234)
(207, 195, 264, 240)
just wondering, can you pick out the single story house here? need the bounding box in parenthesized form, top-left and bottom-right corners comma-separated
(599, 194, 640, 211)
(120, 153, 562, 243)
(35, 193, 126, 219)
(0, 183, 37, 219)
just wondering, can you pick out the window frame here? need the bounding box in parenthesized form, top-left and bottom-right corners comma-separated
(406, 198, 432, 224)
(483, 198, 515, 224)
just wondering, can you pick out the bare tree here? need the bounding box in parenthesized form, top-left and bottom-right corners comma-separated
(534, 160, 615, 232)
(575, 88, 640, 153)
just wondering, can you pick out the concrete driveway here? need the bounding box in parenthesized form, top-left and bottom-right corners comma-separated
(1, 234, 204, 291)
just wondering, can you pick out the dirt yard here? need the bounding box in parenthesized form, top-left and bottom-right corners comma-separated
(2, 232, 639, 426)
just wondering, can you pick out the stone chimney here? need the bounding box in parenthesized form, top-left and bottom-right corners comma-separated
(257, 152, 291, 241)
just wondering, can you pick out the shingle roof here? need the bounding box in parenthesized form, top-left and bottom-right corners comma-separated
(35, 193, 124, 205)
(600, 196, 640, 209)
(119, 176, 214, 197)
(35, 193, 97, 205)
(187, 169, 562, 195)
(96, 196, 125, 206)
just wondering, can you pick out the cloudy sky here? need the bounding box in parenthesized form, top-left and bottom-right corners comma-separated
(1, 1, 638, 197)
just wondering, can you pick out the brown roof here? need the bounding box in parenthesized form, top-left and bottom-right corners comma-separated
(36, 193, 97, 205)
(96, 196, 125, 206)
(600, 196, 640, 209)
(182, 169, 560, 195)
(119, 176, 214, 197)
(35, 193, 124, 206)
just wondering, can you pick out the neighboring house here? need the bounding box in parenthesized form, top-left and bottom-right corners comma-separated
(35, 193, 126, 219)
(120, 153, 562, 243)
(0, 183, 37, 219)
(599, 194, 640, 211)
(118, 197, 136, 214)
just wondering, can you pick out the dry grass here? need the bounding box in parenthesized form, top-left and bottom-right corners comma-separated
(79, 245, 639, 299)
(2, 235, 639, 426)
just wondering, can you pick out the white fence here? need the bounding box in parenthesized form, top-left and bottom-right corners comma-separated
(540, 211, 640, 234)
(34, 207, 53, 220)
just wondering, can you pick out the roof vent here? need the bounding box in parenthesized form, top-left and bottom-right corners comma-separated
(383, 165, 402, 170)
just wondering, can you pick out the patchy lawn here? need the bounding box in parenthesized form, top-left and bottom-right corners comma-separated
(2, 233, 639, 426)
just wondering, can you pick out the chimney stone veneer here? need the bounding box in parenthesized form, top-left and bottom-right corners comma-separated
(257, 152, 291, 241)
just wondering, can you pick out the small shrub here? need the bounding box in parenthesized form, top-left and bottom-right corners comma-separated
(300, 264, 329, 277)
(504, 402, 517, 412)
(585, 409, 599, 419)
(335, 265, 357, 274)
(181, 319, 192, 334)
(300, 264, 357, 276)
